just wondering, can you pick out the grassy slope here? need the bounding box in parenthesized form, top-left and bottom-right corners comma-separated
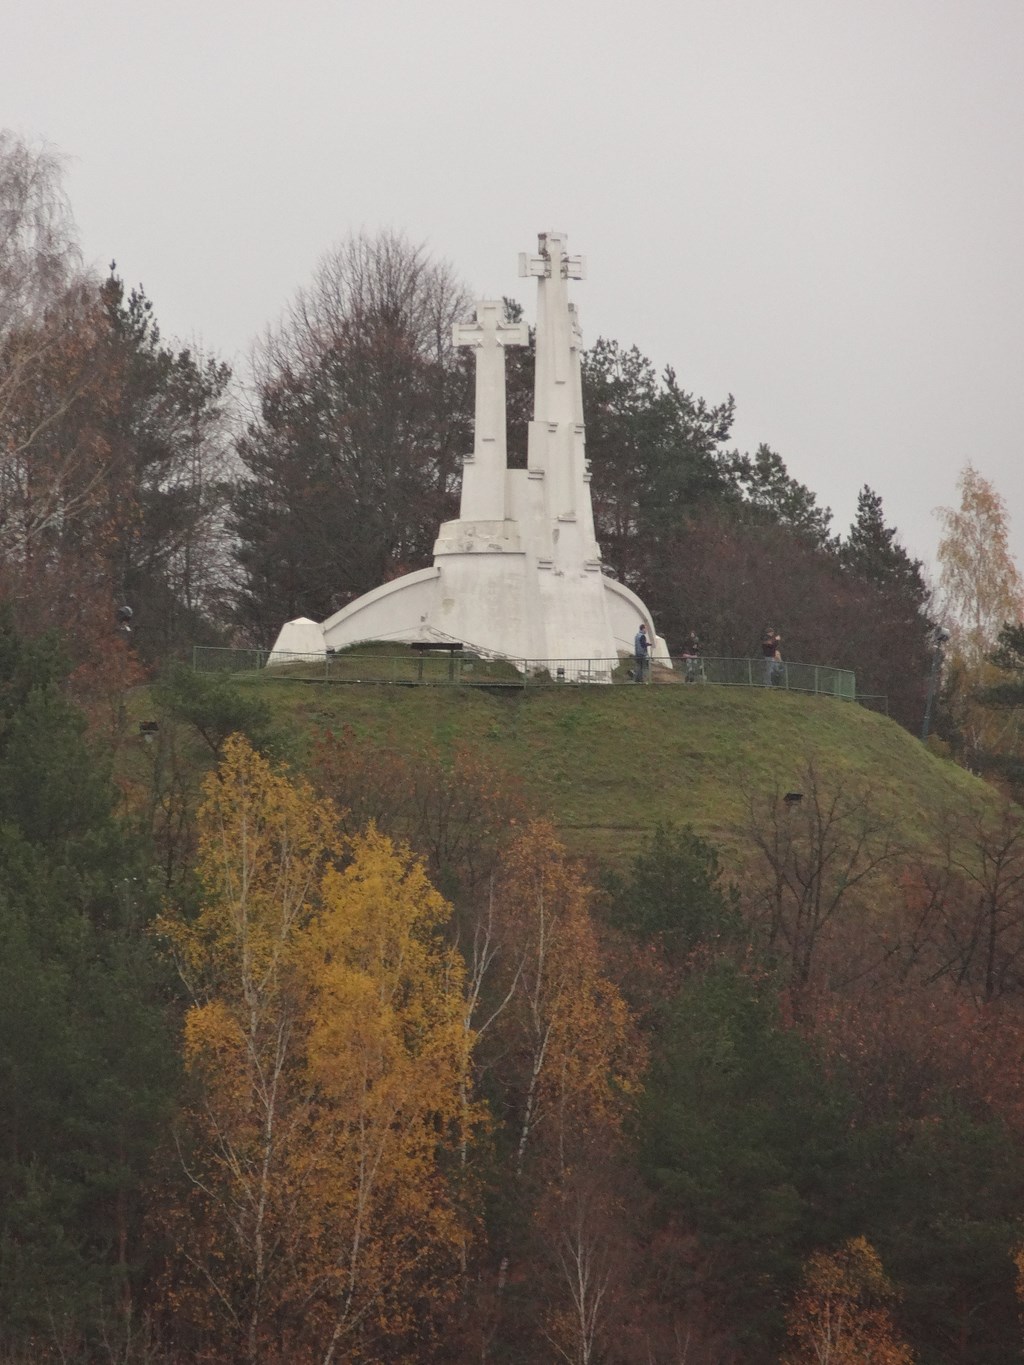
(233, 673, 991, 866)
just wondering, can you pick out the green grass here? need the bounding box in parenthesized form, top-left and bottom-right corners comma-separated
(226, 669, 993, 866)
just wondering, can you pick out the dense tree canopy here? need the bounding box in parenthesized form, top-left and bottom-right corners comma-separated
(98, 275, 234, 659)
(0, 150, 233, 671)
(230, 232, 473, 645)
(0, 616, 174, 1352)
(582, 339, 737, 578)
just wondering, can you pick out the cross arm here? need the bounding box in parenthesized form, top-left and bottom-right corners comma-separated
(453, 315, 530, 348)
(518, 252, 586, 280)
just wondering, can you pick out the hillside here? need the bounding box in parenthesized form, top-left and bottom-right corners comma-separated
(81, 662, 1024, 1363)
(228, 670, 992, 865)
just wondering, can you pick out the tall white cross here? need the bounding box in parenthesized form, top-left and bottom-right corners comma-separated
(453, 301, 528, 522)
(520, 232, 584, 411)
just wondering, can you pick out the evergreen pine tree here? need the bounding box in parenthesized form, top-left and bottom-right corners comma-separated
(841, 485, 927, 602)
(0, 613, 175, 1351)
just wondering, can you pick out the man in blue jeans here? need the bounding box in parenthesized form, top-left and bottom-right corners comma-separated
(634, 623, 651, 683)
(762, 628, 782, 686)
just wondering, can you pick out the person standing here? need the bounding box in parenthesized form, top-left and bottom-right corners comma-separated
(683, 630, 701, 683)
(634, 622, 651, 683)
(761, 627, 782, 686)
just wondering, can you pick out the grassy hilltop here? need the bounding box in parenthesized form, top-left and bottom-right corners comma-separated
(229, 667, 990, 865)
(108, 661, 1021, 1363)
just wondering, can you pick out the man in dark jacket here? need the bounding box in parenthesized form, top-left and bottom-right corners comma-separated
(634, 623, 651, 683)
(762, 627, 782, 687)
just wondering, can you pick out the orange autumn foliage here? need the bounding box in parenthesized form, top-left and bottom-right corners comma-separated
(452, 821, 645, 1361)
(486, 819, 643, 1177)
(783, 1236, 915, 1364)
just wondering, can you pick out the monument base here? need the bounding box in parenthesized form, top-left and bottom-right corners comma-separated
(268, 559, 669, 679)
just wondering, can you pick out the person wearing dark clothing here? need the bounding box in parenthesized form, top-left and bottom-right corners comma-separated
(762, 628, 782, 687)
(634, 623, 651, 683)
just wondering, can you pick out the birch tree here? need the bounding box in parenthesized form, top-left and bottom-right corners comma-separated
(936, 464, 1023, 673)
(159, 736, 476, 1363)
(475, 822, 643, 1363)
(783, 1237, 915, 1364)
(935, 464, 1024, 766)
(0, 129, 80, 333)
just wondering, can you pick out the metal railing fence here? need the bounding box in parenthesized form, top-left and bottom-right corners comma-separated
(192, 645, 860, 701)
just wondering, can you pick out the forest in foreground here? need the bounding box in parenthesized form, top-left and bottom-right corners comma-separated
(6, 638, 1024, 1364)
(4, 128, 1024, 1363)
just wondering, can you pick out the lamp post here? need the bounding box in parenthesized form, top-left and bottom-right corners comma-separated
(921, 626, 949, 743)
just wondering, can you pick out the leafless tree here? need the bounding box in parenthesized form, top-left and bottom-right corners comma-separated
(0, 131, 94, 551)
(941, 804, 1024, 1001)
(743, 760, 902, 994)
(260, 228, 468, 370)
(896, 803, 1024, 1002)
(0, 129, 82, 335)
(545, 1177, 618, 1365)
(0, 132, 114, 632)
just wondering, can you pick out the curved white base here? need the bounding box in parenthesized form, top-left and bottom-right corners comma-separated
(268, 559, 669, 673)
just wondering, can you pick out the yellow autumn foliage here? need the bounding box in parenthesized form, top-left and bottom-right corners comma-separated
(156, 735, 478, 1363)
(937, 465, 1024, 676)
(783, 1235, 915, 1364)
(159, 732, 338, 997)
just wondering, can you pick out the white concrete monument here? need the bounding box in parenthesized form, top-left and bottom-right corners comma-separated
(268, 232, 668, 678)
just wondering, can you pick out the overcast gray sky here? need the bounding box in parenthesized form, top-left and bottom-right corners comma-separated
(4, 0, 1023, 582)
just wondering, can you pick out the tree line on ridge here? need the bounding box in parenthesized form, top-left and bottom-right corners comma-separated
(1, 129, 953, 734)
